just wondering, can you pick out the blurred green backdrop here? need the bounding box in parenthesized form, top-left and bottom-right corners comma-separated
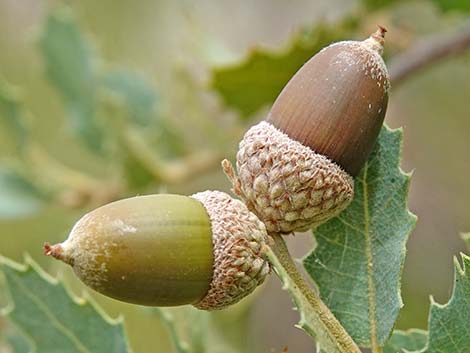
(0, 0, 469, 352)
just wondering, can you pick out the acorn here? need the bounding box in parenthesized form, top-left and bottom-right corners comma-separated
(223, 27, 389, 234)
(44, 191, 270, 310)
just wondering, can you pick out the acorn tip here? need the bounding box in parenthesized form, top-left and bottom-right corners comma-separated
(371, 26, 387, 43)
(377, 25, 387, 37)
(365, 25, 387, 53)
(43, 242, 63, 260)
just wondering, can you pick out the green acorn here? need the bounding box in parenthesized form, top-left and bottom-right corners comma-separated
(44, 191, 270, 310)
(224, 27, 389, 234)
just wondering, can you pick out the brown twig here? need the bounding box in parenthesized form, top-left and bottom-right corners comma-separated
(389, 26, 470, 86)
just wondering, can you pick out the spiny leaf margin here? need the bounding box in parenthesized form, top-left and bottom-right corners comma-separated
(0, 255, 132, 353)
(419, 253, 470, 353)
(304, 126, 417, 347)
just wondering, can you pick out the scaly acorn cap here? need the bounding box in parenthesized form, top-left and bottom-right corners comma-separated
(44, 191, 270, 310)
(223, 28, 389, 234)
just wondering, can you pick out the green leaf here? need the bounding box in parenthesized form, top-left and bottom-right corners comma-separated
(0, 255, 132, 353)
(420, 254, 470, 353)
(0, 81, 28, 153)
(121, 147, 157, 190)
(0, 166, 44, 219)
(383, 329, 427, 353)
(304, 126, 417, 348)
(5, 325, 32, 353)
(432, 0, 470, 12)
(102, 70, 158, 126)
(211, 20, 358, 118)
(101, 70, 185, 188)
(40, 7, 103, 152)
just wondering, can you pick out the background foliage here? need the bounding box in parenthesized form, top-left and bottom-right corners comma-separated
(0, 0, 469, 352)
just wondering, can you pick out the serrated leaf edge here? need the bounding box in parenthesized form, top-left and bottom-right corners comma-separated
(0, 254, 133, 353)
(414, 253, 470, 353)
(429, 253, 469, 309)
(381, 125, 418, 346)
(303, 125, 417, 347)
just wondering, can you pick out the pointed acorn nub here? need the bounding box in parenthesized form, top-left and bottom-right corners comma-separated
(43, 242, 59, 257)
(44, 242, 74, 266)
(44, 192, 270, 310)
(267, 27, 389, 176)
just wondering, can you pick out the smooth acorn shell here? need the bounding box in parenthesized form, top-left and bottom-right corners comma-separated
(47, 195, 214, 306)
(267, 29, 389, 176)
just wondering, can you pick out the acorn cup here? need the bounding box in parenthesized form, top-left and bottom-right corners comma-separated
(44, 191, 270, 310)
(223, 27, 390, 234)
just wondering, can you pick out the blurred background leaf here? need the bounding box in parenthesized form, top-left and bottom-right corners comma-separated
(40, 7, 104, 153)
(432, 0, 470, 13)
(0, 166, 45, 220)
(102, 70, 158, 127)
(210, 19, 358, 118)
(0, 81, 28, 155)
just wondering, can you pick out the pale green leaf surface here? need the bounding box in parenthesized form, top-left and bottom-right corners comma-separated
(420, 254, 470, 353)
(102, 70, 158, 126)
(40, 8, 103, 152)
(101, 69, 184, 187)
(211, 21, 357, 118)
(383, 329, 427, 353)
(5, 325, 32, 353)
(0, 166, 44, 219)
(0, 255, 132, 353)
(0, 81, 27, 153)
(304, 127, 417, 347)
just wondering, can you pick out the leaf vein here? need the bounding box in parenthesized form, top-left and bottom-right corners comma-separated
(10, 274, 93, 353)
(362, 163, 380, 351)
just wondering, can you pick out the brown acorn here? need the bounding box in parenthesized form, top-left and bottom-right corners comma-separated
(223, 27, 389, 234)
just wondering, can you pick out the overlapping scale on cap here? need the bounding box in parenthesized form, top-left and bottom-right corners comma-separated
(191, 190, 270, 310)
(223, 121, 354, 234)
